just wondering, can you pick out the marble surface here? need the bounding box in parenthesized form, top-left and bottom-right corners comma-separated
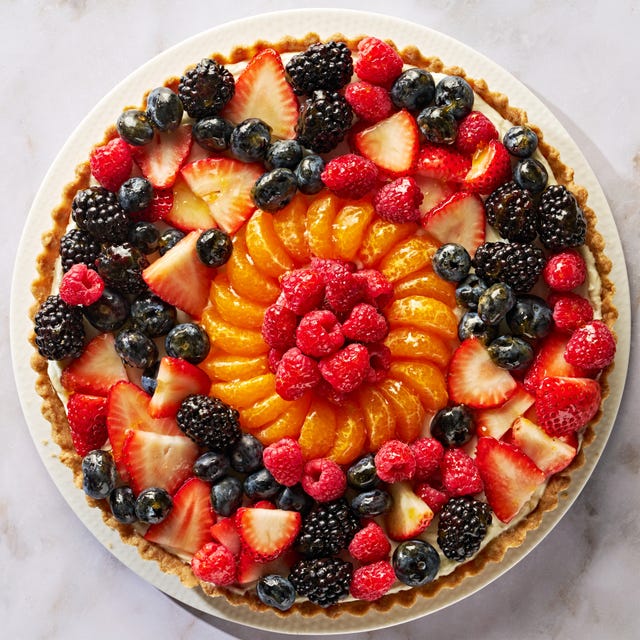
(2, 1, 639, 638)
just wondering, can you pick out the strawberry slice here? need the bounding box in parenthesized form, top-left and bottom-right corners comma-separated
(414, 175, 457, 217)
(385, 480, 434, 541)
(462, 139, 512, 194)
(181, 158, 262, 234)
(475, 436, 546, 523)
(145, 477, 215, 556)
(148, 356, 211, 419)
(415, 143, 471, 183)
(142, 230, 215, 318)
(130, 189, 174, 223)
(164, 175, 216, 231)
(130, 124, 193, 189)
(66, 393, 108, 457)
(122, 429, 199, 495)
(448, 338, 518, 409)
(354, 110, 419, 175)
(210, 516, 242, 556)
(61, 333, 128, 396)
(235, 507, 301, 562)
(422, 191, 486, 257)
(475, 383, 535, 439)
(222, 48, 298, 140)
(236, 548, 295, 585)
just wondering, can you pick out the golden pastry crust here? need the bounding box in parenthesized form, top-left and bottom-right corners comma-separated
(29, 33, 616, 618)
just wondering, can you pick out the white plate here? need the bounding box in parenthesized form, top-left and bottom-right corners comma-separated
(10, 8, 631, 635)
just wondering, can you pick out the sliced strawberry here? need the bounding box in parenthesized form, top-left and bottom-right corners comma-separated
(130, 189, 174, 223)
(475, 383, 535, 439)
(222, 48, 298, 140)
(181, 158, 262, 234)
(422, 191, 486, 257)
(448, 338, 518, 409)
(130, 124, 193, 189)
(235, 507, 301, 562)
(145, 477, 215, 556)
(142, 230, 215, 318)
(415, 142, 471, 183)
(164, 175, 216, 231)
(511, 416, 577, 476)
(462, 139, 512, 194)
(475, 436, 546, 523)
(354, 110, 419, 175)
(236, 548, 295, 585)
(61, 333, 128, 396)
(385, 480, 434, 541)
(414, 175, 457, 217)
(210, 516, 242, 556)
(122, 429, 199, 495)
(66, 393, 108, 457)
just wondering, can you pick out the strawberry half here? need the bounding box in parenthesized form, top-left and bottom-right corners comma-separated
(475, 383, 535, 439)
(415, 142, 471, 183)
(66, 393, 108, 457)
(414, 175, 457, 217)
(385, 480, 434, 541)
(235, 507, 301, 562)
(448, 338, 517, 409)
(164, 175, 216, 231)
(462, 139, 512, 194)
(210, 516, 242, 556)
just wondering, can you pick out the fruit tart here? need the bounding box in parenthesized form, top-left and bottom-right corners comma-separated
(29, 31, 618, 618)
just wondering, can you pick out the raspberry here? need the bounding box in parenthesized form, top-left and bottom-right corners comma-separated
(440, 448, 483, 497)
(59, 263, 105, 306)
(89, 137, 133, 192)
(319, 343, 370, 393)
(348, 521, 391, 563)
(349, 560, 396, 601)
(542, 249, 587, 291)
(280, 268, 325, 315)
(324, 269, 365, 315)
(275, 347, 322, 400)
(549, 292, 594, 333)
(564, 320, 616, 370)
(373, 176, 423, 223)
(191, 542, 236, 586)
(374, 440, 416, 483)
(341, 303, 389, 343)
(262, 304, 298, 350)
(344, 81, 394, 122)
(354, 37, 403, 88)
(415, 483, 450, 514)
(131, 188, 173, 223)
(321, 153, 379, 199)
(301, 458, 347, 502)
(66, 393, 108, 457)
(310, 257, 356, 283)
(352, 269, 393, 309)
(365, 343, 391, 384)
(262, 437, 304, 487)
(296, 309, 344, 357)
(410, 437, 445, 481)
(455, 111, 499, 154)
(268, 347, 285, 373)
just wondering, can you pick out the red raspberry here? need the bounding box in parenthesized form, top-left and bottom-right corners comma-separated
(352, 269, 393, 309)
(374, 440, 416, 483)
(373, 176, 424, 223)
(324, 269, 365, 315)
(354, 37, 404, 88)
(549, 292, 594, 333)
(415, 483, 450, 514)
(543, 249, 587, 291)
(455, 111, 499, 154)
(262, 304, 298, 351)
(345, 81, 394, 122)
(275, 347, 321, 400)
(191, 542, 236, 586)
(410, 437, 445, 481)
(365, 343, 391, 384)
(131, 188, 173, 223)
(564, 320, 616, 370)
(89, 137, 133, 192)
(348, 521, 391, 563)
(319, 343, 370, 393)
(349, 561, 396, 601)
(301, 458, 346, 502)
(440, 448, 483, 496)
(59, 263, 105, 306)
(262, 437, 304, 487)
(296, 309, 344, 358)
(321, 153, 379, 199)
(342, 303, 389, 343)
(268, 347, 285, 373)
(280, 268, 325, 315)
(310, 257, 356, 283)
(66, 393, 108, 457)
(316, 379, 349, 405)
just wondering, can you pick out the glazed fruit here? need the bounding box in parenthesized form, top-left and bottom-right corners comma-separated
(392, 539, 440, 586)
(437, 496, 492, 561)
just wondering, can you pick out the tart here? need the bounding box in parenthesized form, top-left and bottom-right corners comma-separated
(28, 30, 617, 618)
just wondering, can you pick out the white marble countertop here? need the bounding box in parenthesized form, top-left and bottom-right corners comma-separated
(2, 1, 639, 638)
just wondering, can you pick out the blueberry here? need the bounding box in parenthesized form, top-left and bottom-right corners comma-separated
(350, 489, 392, 517)
(140, 361, 159, 395)
(391, 68, 435, 111)
(432, 243, 471, 282)
(158, 228, 185, 256)
(109, 486, 137, 524)
(506, 295, 553, 340)
(275, 485, 313, 513)
(252, 168, 298, 212)
(487, 335, 534, 371)
(455, 274, 489, 310)
(477, 282, 516, 325)
(434, 76, 474, 120)
(193, 451, 230, 483)
(116, 109, 154, 146)
(128, 221, 160, 255)
(146, 87, 183, 132)
(230, 433, 264, 474)
(244, 468, 281, 500)
(165, 322, 210, 364)
(196, 228, 233, 267)
(513, 157, 548, 194)
(416, 105, 458, 144)
(256, 575, 296, 611)
(295, 154, 325, 195)
(431, 404, 475, 447)
(210, 476, 243, 517)
(115, 328, 158, 369)
(230, 118, 272, 162)
(118, 177, 153, 213)
(393, 539, 440, 586)
(82, 450, 118, 500)
(193, 116, 234, 152)
(458, 311, 499, 344)
(83, 288, 130, 332)
(135, 487, 173, 524)
(131, 292, 177, 337)
(265, 139, 303, 170)
(347, 454, 380, 490)
(503, 125, 538, 158)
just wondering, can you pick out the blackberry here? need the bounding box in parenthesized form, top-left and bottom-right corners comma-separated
(296, 499, 360, 558)
(285, 41, 353, 95)
(289, 557, 352, 608)
(178, 58, 235, 119)
(71, 187, 129, 244)
(95, 243, 149, 295)
(59, 228, 100, 272)
(176, 394, 241, 451)
(485, 182, 538, 243)
(473, 242, 546, 293)
(537, 184, 587, 250)
(34, 295, 85, 360)
(296, 91, 353, 153)
(437, 496, 492, 562)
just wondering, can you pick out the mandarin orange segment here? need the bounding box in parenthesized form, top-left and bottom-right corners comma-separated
(332, 202, 375, 261)
(327, 399, 367, 465)
(298, 397, 337, 460)
(201, 305, 269, 357)
(200, 353, 269, 382)
(239, 392, 295, 431)
(256, 393, 312, 445)
(378, 378, 426, 443)
(358, 219, 416, 267)
(386, 295, 458, 340)
(393, 269, 457, 307)
(272, 194, 312, 265)
(384, 327, 452, 369)
(209, 373, 275, 408)
(388, 361, 448, 412)
(305, 193, 340, 258)
(245, 209, 296, 278)
(356, 385, 396, 451)
(210, 274, 266, 330)
(379, 235, 440, 283)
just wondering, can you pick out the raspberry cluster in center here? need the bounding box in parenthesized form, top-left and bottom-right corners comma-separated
(261, 258, 394, 402)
